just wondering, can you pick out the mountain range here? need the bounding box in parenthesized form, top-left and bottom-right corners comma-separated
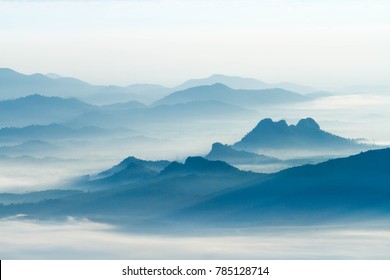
(1, 148, 389, 228)
(154, 83, 311, 108)
(0, 94, 95, 127)
(0, 124, 129, 143)
(0, 92, 257, 129)
(177, 148, 390, 225)
(205, 142, 280, 165)
(0, 68, 170, 104)
(0, 68, 321, 106)
(173, 74, 318, 94)
(233, 117, 366, 153)
(67, 100, 257, 129)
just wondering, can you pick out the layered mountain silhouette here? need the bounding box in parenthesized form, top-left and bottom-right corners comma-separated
(205, 142, 280, 165)
(154, 83, 311, 108)
(0, 94, 96, 126)
(1, 69, 320, 106)
(0, 68, 170, 104)
(0, 140, 59, 156)
(0, 157, 262, 221)
(0, 124, 128, 142)
(233, 117, 364, 152)
(69, 100, 256, 129)
(0, 68, 92, 99)
(177, 148, 390, 225)
(88, 156, 171, 188)
(174, 74, 317, 94)
(160, 156, 242, 177)
(1, 149, 390, 228)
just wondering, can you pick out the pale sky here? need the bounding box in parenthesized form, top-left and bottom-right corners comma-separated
(1, 0, 390, 88)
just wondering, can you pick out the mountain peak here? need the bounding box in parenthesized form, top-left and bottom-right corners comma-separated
(253, 118, 289, 131)
(206, 142, 280, 165)
(296, 117, 320, 130)
(234, 117, 358, 151)
(161, 156, 239, 176)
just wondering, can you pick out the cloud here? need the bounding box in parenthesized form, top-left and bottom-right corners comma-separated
(1, 217, 390, 259)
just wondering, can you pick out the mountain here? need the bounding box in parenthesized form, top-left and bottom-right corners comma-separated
(1, 69, 320, 106)
(1, 149, 390, 228)
(85, 84, 171, 105)
(68, 100, 256, 129)
(1, 69, 321, 106)
(154, 83, 311, 108)
(160, 156, 242, 177)
(205, 142, 280, 165)
(177, 148, 390, 225)
(233, 117, 363, 153)
(0, 157, 263, 223)
(102, 156, 170, 175)
(76, 156, 171, 191)
(175, 74, 269, 91)
(0, 124, 129, 142)
(45, 73, 63, 79)
(0, 190, 81, 205)
(0, 68, 93, 99)
(0, 94, 96, 127)
(0, 140, 59, 156)
(0, 68, 169, 105)
(100, 100, 146, 111)
(175, 74, 317, 94)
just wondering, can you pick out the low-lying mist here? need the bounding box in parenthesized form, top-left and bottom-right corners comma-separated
(1, 93, 389, 192)
(1, 217, 390, 259)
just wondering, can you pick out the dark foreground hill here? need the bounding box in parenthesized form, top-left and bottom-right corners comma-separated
(1, 149, 389, 229)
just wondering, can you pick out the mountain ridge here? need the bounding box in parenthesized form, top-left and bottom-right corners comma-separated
(233, 117, 365, 152)
(154, 83, 311, 108)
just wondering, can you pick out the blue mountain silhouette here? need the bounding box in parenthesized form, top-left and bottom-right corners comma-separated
(205, 142, 280, 165)
(174, 74, 317, 93)
(233, 117, 364, 152)
(177, 148, 390, 225)
(0, 94, 96, 126)
(1, 146, 389, 228)
(154, 83, 310, 107)
(0, 68, 170, 104)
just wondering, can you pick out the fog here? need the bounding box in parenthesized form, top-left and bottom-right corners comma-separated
(2, 0, 390, 88)
(1, 93, 390, 193)
(1, 217, 390, 259)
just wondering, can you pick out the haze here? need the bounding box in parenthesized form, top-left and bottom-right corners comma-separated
(1, 0, 390, 88)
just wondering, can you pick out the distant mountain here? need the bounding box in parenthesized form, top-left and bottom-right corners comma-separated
(85, 84, 171, 105)
(1, 69, 321, 105)
(175, 74, 268, 91)
(45, 73, 63, 79)
(2, 149, 390, 228)
(93, 156, 171, 181)
(100, 100, 146, 111)
(0, 68, 93, 99)
(205, 142, 280, 165)
(0, 94, 96, 127)
(0, 68, 169, 105)
(175, 74, 317, 94)
(73, 156, 172, 191)
(0, 140, 59, 156)
(0, 189, 81, 205)
(0, 157, 263, 223)
(160, 156, 241, 177)
(154, 83, 311, 108)
(178, 148, 390, 225)
(69, 100, 256, 129)
(233, 117, 364, 153)
(0, 124, 129, 142)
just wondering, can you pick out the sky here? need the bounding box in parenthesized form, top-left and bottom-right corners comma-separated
(1, 0, 390, 88)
